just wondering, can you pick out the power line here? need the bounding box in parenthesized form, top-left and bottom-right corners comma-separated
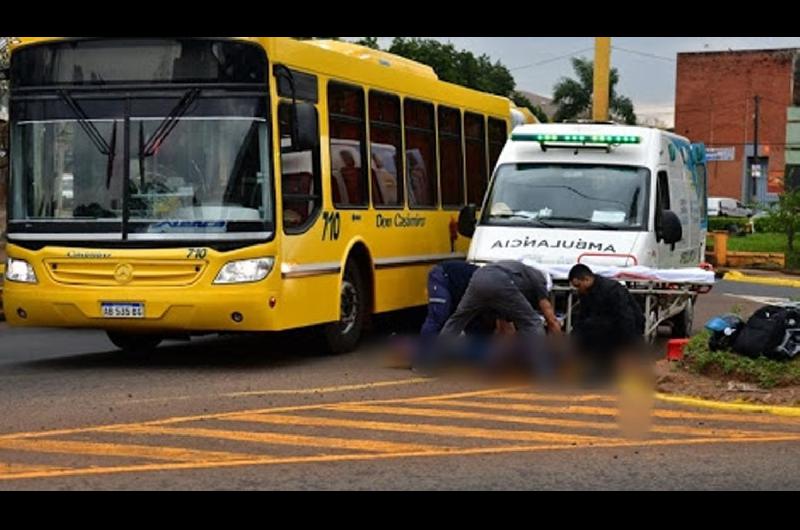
(509, 47, 593, 71)
(611, 46, 676, 62)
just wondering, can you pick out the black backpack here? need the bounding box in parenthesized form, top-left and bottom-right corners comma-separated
(732, 305, 800, 360)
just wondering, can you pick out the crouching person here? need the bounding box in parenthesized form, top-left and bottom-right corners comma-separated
(432, 260, 562, 378)
(567, 264, 646, 384)
(387, 260, 491, 370)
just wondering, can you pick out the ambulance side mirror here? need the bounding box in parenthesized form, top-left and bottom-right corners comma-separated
(658, 209, 683, 250)
(458, 204, 477, 238)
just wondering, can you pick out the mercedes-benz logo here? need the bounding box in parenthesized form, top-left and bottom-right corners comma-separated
(114, 263, 134, 284)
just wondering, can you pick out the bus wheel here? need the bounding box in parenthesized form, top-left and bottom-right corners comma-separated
(323, 262, 367, 354)
(670, 297, 694, 338)
(106, 332, 163, 354)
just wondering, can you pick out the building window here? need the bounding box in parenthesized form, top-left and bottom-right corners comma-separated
(793, 54, 800, 107)
(404, 98, 437, 208)
(369, 92, 403, 208)
(328, 82, 368, 208)
(438, 106, 464, 208)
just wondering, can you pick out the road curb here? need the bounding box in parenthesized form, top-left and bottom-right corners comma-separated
(723, 270, 800, 289)
(655, 392, 800, 417)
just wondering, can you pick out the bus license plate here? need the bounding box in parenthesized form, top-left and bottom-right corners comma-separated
(101, 303, 145, 319)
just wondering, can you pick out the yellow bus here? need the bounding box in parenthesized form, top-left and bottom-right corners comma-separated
(2, 37, 534, 353)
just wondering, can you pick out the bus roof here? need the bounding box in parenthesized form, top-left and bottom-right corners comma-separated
(9, 37, 515, 118)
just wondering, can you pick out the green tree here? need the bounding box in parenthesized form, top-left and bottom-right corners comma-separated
(0, 37, 9, 102)
(354, 37, 379, 50)
(386, 38, 515, 97)
(765, 189, 800, 254)
(552, 57, 636, 125)
(510, 91, 549, 123)
(297, 37, 534, 115)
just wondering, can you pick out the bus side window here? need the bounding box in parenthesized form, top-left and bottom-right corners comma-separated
(280, 102, 321, 233)
(487, 117, 507, 174)
(404, 98, 437, 208)
(438, 106, 464, 208)
(369, 91, 404, 208)
(464, 112, 487, 205)
(328, 82, 368, 209)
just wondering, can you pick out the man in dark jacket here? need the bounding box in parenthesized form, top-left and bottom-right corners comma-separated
(568, 264, 645, 358)
(440, 260, 561, 339)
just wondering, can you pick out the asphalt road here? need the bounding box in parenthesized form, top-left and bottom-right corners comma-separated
(0, 280, 799, 490)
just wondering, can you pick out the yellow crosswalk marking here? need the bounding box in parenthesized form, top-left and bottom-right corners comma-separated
(0, 461, 66, 475)
(225, 413, 622, 445)
(330, 403, 798, 440)
(489, 392, 618, 403)
(3, 434, 800, 483)
(432, 399, 800, 427)
(107, 425, 448, 454)
(0, 438, 256, 463)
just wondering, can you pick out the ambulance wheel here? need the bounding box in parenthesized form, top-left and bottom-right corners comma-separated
(107, 332, 163, 353)
(323, 261, 367, 354)
(671, 297, 694, 338)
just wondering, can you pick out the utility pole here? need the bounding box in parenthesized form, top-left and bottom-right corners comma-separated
(592, 37, 611, 122)
(751, 94, 760, 202)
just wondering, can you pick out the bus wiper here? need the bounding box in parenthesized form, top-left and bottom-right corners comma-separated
(105, 121, 117, 189)
(138, 88, 201, 185)
(58, 90, 117, 188)
(544, 216, 620, 230)
(142, 88, 201, 157)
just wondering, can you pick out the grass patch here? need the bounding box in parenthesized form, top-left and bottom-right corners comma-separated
(707, 232, 788, 253)
(683, 330, 800, 389)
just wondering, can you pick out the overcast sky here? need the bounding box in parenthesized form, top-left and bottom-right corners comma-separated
(364, 37, 800, 126)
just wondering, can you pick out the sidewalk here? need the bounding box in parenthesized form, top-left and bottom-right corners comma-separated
(722, 268, 800, 289)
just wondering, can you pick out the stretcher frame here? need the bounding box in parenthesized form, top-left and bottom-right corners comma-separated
(550, 280, 713, 343)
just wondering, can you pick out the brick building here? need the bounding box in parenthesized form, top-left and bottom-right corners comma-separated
(675, 48, 800, 203)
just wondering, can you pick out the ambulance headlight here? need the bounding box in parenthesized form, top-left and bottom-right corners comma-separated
(214, 257, 274, 284)
(5, 257, 38, 284)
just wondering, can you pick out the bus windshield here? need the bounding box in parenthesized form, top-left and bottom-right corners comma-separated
(8, 38, 272, 242)
(484, 163, 650, 231)
(11, 101, 271, 237)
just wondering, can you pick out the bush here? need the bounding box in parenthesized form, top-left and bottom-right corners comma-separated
(708, 216, 750, 233)
(754, 214, 782, 233)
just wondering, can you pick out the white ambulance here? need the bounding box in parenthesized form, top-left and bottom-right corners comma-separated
(457, 122, 712, 339)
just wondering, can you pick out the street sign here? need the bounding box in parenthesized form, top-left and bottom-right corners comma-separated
(751, 164, 762, 178)
(706, 146, 736, 161)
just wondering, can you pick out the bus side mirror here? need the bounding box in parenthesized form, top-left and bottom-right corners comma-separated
(458, 204, 477, 238)
(658, 209, 683, 249)
(0, 67, 8, 81)
(294, 102, 318, 152)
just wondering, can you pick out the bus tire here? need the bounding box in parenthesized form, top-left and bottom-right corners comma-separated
(106, 332, 163, 354)
(670, 297, 694, 338)
(323, 261, 367, 354)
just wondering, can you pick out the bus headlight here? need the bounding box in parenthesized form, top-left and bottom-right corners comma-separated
(214, 257, 275, 284)
(5, 257, 38, 284)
